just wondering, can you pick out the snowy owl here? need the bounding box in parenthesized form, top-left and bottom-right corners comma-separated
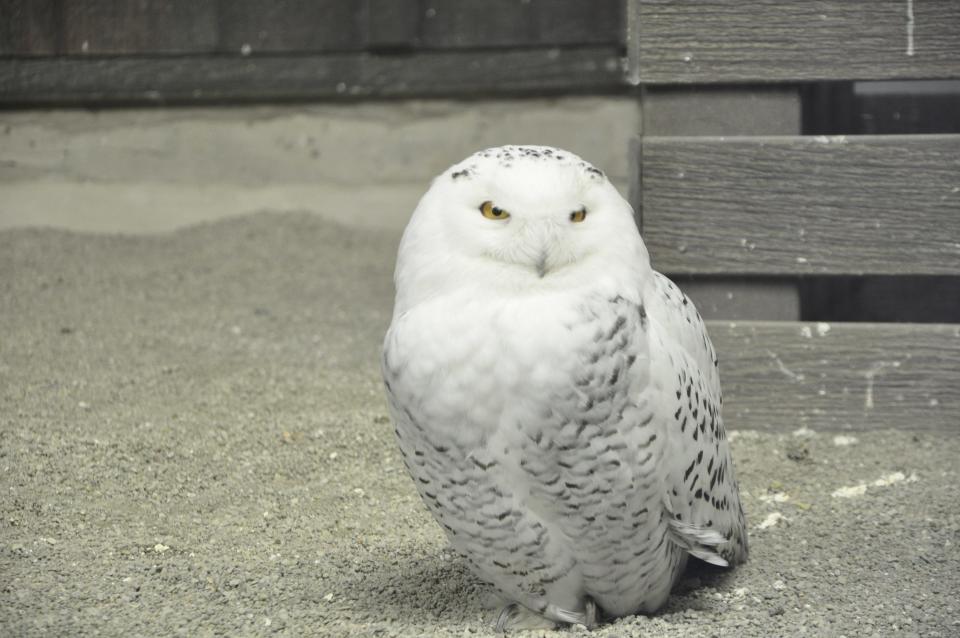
(382, 145, 748, 630)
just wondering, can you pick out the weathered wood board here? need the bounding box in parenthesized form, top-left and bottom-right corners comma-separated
(218, 0, 364, 54)
(711, 321, 960, 431)
(0, 0, 57, 56)
(627, 0, 960, 83)
(219, 0, 624, 53)
(62, 0, 219, 55)
(0, 46, 624, 103)
(419, 0, 624, 49)
(637, 134, 960, 276)
(0, 0, 624, 56)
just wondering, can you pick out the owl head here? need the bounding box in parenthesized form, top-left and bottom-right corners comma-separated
(393, 146, 651, 312)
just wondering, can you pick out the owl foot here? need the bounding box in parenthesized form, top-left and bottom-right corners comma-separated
(493, 602, 558, 632)
(584, 597, 598, 630)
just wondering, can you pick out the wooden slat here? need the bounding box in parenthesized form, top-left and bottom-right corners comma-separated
(0, 0, 58, 55)
(63, 0, 218, 55)
(218, 0, 365, 54)
(0, 46, 624, 104)
(711, 321, 960, 431)
(363, 0, 420, 51)
(627, 0, 960, 83)
(637, 134, 960, 276)
(421, 0, 624, 49)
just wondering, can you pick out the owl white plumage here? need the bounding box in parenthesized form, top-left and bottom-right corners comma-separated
(382, 146, 747, 629)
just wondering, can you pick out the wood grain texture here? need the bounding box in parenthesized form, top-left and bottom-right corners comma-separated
(217, 0, 364, 54)
(363, 0, 420, 51)
(637, 134, 960, 276)
(628, 0, 960, 83)
(0, 0, 58, 56)
(710, 320, 960, 431)
(0, 46, 624, 104)
(420, 0, 624, 49)
(63, 0, 218, 55)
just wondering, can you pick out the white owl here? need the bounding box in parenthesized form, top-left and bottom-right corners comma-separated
(382, 146, 747, 630)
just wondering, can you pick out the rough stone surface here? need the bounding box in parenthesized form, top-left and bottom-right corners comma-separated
(1, 213, 958, 637)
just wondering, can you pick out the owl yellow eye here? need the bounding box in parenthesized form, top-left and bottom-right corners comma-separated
(480, 201, 510, 220)
(570, 208, 588, 223)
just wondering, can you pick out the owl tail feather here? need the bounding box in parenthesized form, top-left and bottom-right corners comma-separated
(667, 518, 730, 567)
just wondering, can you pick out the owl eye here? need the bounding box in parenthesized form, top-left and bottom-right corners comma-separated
(480, 201, 510, 220)
(570, 207, 588, 223)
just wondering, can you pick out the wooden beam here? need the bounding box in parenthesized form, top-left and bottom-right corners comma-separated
(62, 0, 218, 55)
(0, 0, 58, 55)
(362, 0, 420, 51)
(218, 0, 365, 54)
(710, 320, 960, 431)
(627, 0, 960, 84)
(638, 134, 960, 276)
(0, 46, 624, 104)
(420, 0, 624, 49)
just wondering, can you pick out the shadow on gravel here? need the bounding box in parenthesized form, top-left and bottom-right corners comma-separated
(334, 547, 740, 629)
(334, 549, 491, 626)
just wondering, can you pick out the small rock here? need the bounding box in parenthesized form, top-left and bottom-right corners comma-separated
(786, 442, 810, 462)
(758, 512, 788, 530)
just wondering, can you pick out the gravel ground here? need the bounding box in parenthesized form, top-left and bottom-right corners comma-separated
(1, 212, 958, 637)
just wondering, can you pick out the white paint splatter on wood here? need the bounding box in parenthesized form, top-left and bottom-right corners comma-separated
(863, 360, 901, 409)
(768, 350, 804, 381)
(906, 0, 916, 56)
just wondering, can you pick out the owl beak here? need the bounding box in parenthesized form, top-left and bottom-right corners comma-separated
(535, 251, 549, 278)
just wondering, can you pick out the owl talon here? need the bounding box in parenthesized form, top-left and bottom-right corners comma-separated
(493, 602, 558, 632)
(585, 598, 598, 630)
(494, 602, 518, 633)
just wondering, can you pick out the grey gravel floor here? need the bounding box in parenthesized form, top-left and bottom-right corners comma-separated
(1, 212, 958, 637)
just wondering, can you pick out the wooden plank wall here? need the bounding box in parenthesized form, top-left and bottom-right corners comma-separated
(633, 133, 960, 430)
(0, 0, 58, 55)
(1, 0, 625, 55)
(628, 0, 960, 83)
(0, 48, 622, 102)
(0, 0, 626, 102)
(625, 1, 960, 431)
(638, 134, 960, 276)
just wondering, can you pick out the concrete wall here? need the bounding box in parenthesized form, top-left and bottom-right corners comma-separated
(0, 98, 640, 234)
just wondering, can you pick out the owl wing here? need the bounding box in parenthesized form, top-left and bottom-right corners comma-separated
(643, 271, 748, 566)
